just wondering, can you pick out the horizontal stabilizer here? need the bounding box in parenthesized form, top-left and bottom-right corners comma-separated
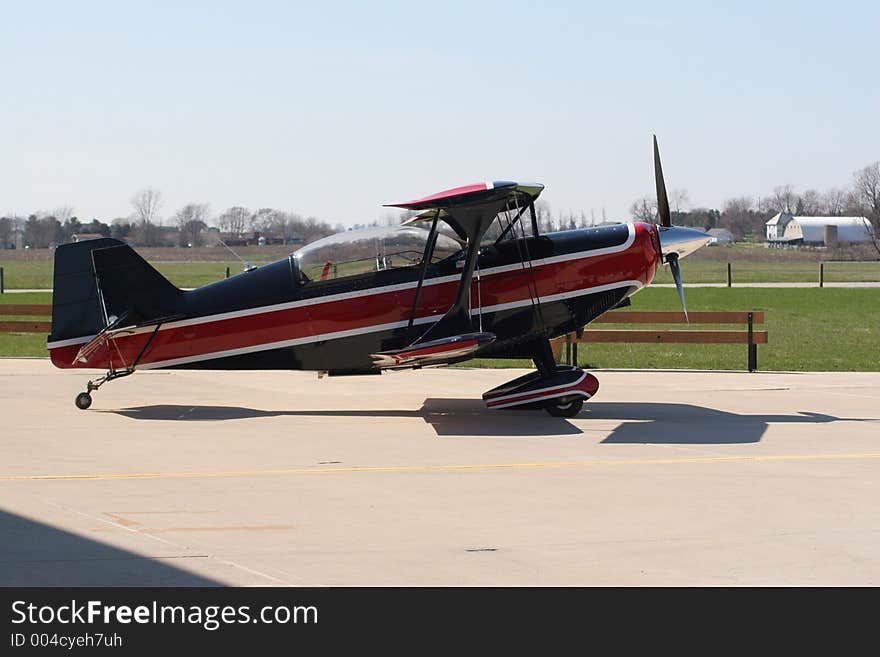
(73, 327, 137, 365)
(72, 312, 183, 366)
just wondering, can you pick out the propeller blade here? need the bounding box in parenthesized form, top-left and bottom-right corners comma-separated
(667, 252, 688, 322)
(653, 135, 672, 228)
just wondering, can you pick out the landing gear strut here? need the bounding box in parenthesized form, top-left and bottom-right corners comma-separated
(72, 321, 163, 410)
(74, 367, 135, 410)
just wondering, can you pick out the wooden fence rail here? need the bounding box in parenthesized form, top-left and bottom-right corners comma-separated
(3, 305, 768, 371)
(553, 310, 767, 372)
(0, 304, 52, 334)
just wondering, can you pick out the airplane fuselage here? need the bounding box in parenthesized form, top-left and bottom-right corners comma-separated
(48, 222, 661, 373)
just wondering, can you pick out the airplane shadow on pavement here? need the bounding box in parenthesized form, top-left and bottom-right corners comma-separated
(0, 509, 220, 586)
(102, 400, 581, 437)
(102, 399, 874, 443)
(581, 402, 873, 444)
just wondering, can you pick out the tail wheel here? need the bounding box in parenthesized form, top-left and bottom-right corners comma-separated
(544, 398, 583, 417)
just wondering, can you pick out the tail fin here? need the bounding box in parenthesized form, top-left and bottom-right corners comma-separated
(50, 238, 183, 343)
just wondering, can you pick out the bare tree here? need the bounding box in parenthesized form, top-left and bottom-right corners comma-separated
(798, 189, 822, 216)
(217, 206, 250, 236)
(249, 208, 279, 234)
(853, 162, 880, 255)
(835, 190, 866, 220)
(822, 188, 847, 216)
(755, 195, 775, 215)
(720, 197, 759, 239)
(853, 162, 880, 222)
(771, 185, 797, 214)
(302, 216, 331, 244)
(131, 187, 163, 225)
(671, 189, 690, 213)
(629, 196, 657, 223)
(53, 205, 75, 224)
(129, 188, 164, 246)
(266, 211, 305, 243)
(174, 203, 210, 247)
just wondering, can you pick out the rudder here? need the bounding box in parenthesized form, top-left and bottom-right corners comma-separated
(49, 238, 183, 344)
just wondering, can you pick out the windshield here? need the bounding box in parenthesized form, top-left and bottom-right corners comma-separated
(294, 225, 462, 282)
(480, 206, 537, 246)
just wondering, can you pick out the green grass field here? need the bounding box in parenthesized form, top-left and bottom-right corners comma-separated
(466, 287, 880, 371)
(0, 292, 53, 356)
(0, 260, 273, 289)
(2, 255, 880, 289)
(652, 259, 880, 284)
(2, 288, 879, 371)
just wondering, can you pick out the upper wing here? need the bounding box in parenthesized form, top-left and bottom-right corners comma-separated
(386, 180, 544, 240)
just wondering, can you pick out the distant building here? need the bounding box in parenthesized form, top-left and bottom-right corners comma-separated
(765, 213, 793, 240)
(71, 233, 104, 242)
(706, 228, 734, 245)
(765, 214, 873, 246)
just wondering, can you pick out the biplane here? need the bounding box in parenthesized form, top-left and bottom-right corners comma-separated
(48, 137, 709, 416)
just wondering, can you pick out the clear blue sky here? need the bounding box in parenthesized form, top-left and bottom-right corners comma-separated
(2, 1, 878, 225)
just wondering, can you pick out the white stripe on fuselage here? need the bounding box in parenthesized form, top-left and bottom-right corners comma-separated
(48, 224, 637, 350)
(136, 279, 643, 370)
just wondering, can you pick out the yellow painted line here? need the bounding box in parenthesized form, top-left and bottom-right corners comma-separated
(2, 452, 879, 482)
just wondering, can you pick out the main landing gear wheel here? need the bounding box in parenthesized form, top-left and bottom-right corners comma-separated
(75, 392, 93, 410)
(544, 398, 583, 418)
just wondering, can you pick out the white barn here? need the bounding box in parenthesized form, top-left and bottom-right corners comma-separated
(765, 213, 793, 240)
(766, 214, 874, 245)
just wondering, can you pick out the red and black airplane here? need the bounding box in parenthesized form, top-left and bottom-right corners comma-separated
(48, 137, 709, 416)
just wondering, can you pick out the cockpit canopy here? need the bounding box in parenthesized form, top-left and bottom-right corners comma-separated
(294, 225, 462, 283)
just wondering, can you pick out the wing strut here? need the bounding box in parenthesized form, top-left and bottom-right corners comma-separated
(372, 198, 511, 367)
(373, 182, 545, 368)
(407, 210, 440, 334)
(413, 201, 504, 343)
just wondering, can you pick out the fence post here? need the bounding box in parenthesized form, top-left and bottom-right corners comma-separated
(727, 262, 732, 287)
(225, 266, 230, 279)
(819, 262, 824, 288)
(0, 266, 4, 294)
(747, 311, 757, 372)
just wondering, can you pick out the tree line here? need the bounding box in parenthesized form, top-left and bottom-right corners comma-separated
(627, 160, 880, 242)
(0, 187, 345, 249)
(3, 159, 878, 250)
